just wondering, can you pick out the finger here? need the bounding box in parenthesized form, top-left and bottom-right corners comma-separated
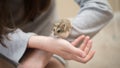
(84, 40, 92, 55)
(71, 55, 84, 62)
(80, 50, 95, 63)
(71, 50, 95, 63)
(71, 35, 85, 46)
(80, 36, 90, 50)
(72, 48, 86, 58)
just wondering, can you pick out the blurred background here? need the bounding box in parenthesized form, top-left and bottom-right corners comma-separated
(56, 0, 120, 68)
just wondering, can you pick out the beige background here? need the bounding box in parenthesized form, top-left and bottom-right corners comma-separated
(56, 0, 120, 68)
(56, 0, 79, 18)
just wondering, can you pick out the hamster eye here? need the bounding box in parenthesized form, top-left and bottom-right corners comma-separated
(57, 29, 62, 33)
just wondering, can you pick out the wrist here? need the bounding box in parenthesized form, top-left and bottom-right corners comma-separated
(28, 36, 55, 52)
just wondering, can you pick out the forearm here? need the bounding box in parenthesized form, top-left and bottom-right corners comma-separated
(28, 36, 55, 52)
(39, 51, 53, 68)
(27, 36, 54, 67)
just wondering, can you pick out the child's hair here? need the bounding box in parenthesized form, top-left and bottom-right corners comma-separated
(0, 0, 51, 47)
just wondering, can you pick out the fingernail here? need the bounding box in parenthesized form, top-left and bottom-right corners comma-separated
(86, 36, 90, 39)
(81, 35, 85, 37)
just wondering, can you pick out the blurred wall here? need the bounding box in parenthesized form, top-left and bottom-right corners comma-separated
(56, 0, 120, 18)
(56, 0, 79, 18)
(109, 0, 120, 12)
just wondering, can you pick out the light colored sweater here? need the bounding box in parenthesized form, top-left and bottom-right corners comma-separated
(0, 0, 113, 63)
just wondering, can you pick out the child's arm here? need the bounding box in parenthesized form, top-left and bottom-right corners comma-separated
(28, 35, 95, 63)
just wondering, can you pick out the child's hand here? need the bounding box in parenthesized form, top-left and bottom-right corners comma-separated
(50, 35, 95, 63)
(71, 35, 95, 63)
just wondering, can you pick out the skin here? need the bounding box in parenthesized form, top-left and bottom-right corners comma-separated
(18, 35, 95, 68)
